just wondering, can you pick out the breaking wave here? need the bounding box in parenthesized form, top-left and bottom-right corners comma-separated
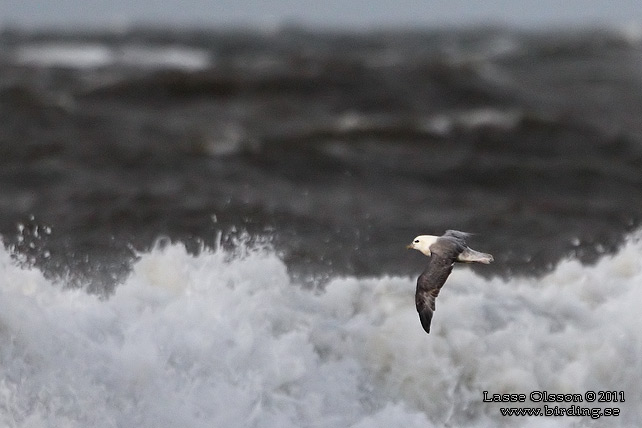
(1, 233, 640, 427)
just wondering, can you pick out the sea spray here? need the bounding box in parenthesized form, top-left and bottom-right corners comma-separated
(1, 235, 641, 427)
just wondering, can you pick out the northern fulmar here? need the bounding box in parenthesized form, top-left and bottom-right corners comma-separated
(407, 230, 493, 334)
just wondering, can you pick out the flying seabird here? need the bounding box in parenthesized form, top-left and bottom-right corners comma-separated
(407, 230, 493, 334)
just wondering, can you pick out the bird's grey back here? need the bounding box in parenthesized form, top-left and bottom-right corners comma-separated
(443, 230, 471, 240)
(429, 231, 468, 260)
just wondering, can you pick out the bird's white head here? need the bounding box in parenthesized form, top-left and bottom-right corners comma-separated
(407, 235, 439, 256)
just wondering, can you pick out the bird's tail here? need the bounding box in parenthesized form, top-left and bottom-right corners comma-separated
(457, 247, 494, 264)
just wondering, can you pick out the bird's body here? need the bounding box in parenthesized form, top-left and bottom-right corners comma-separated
(408, 230, 493, 334)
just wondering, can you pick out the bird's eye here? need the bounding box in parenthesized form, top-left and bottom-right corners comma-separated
(414, 239, 419, 243)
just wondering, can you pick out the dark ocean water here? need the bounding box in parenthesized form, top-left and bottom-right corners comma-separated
(1, 26, 642, 290)
(2, 25, 642, 428)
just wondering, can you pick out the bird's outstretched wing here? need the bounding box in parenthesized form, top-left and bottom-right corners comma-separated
(411, 230, 491, 334)
(415, 254, 455, 334)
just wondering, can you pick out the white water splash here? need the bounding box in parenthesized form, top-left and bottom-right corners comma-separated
(1, 235, 640, 427)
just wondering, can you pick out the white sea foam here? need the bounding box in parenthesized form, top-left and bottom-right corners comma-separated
(1, 235, 640, 427)
(13, 43, 212, 70)
(422, 108, 522, 136)
(13, 43, 114, 69)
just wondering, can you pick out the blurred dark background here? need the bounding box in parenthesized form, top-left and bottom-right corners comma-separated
(2, 4, 642, 291)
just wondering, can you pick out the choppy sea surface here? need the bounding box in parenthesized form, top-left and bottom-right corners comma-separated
(1, 25, 642, 426)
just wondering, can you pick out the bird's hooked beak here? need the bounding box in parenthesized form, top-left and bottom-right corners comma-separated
(406, 243, 414, 250)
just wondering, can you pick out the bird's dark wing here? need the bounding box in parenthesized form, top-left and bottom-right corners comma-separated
(415, 254, 455, 334)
